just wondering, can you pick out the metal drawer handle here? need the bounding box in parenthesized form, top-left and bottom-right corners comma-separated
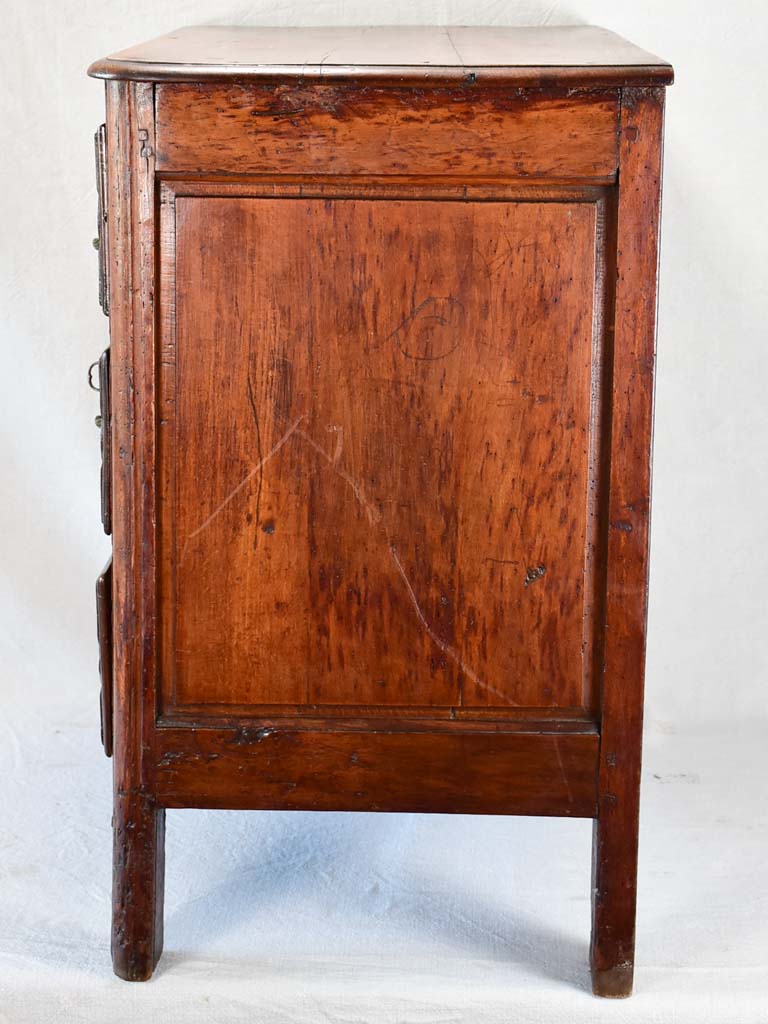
(94, 124, 109, 316)
(88, 360, 101, 391)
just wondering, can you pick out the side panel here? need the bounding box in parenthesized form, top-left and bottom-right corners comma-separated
(157, 186, 611, 715)
(105, 84, 627, 825)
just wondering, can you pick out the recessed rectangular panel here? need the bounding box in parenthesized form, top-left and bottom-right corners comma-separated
(160, 195, 602, 711)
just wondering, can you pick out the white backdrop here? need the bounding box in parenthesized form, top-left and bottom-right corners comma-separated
(1, 2, 767, 1021)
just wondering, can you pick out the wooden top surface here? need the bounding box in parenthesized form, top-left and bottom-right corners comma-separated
(88, 25, 673, 86)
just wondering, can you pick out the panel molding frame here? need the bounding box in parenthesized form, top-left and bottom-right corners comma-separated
(157, 176, 616, 721)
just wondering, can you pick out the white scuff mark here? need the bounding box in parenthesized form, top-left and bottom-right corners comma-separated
(299, 425, 515, 705)
(389, 545, 516, 706)
(554, 736, 573, 805)
(325, 424, 344, 464)
(182, 414, 305, 555)
(185, 402, 515, 706)
(298, 427, 381, 525)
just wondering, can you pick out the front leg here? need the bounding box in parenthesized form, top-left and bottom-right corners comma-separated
(590, 792, 640, 997)
(112, 790, 165, 981)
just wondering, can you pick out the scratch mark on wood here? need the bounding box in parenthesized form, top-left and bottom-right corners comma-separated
(554, 736, 573, 804)
(298, 427, 381, 525)
(389, 544, 517, 705)
(326, 424, 344, 464)
(476, 231, 537, 279)
(182, 415, 304, 556)
(246, 372, 264, 546)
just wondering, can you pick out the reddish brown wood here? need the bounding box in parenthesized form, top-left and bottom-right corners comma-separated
(155, 84, 619, 181)
(112, 791, 165, 981)
(91, 27, 671, 990)
(160, 186, 607, 714)
(155, 726, 598, 816)
(590, 86, 666, 999)
(105, 78, 163, 982)
(87, 25, 673, 88)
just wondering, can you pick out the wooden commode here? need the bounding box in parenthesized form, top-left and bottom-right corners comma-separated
(88, 25, 673, 995)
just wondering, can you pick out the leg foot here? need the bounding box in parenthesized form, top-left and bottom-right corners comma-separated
(591, 963, 634, 999)
(111, 791, 165, 981)
(590, 812, 638, 997)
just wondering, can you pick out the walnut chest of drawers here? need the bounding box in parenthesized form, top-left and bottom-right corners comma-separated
(88, 25, 672, 995)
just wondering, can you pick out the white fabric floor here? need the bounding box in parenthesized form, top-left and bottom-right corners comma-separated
(2, 674, 766, 1024)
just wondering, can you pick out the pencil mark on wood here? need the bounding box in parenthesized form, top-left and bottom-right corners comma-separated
(476, 231, 538, 279)
(386, 296, 465, 362)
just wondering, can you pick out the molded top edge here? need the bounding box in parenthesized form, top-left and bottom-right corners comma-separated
(88, 25, 674, 85)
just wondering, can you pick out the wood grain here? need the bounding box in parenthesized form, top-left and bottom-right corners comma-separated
(155, 84, 619, 181)
(160, 190, 606, 713)
(590, 87, 665, 999)
(93, 27, 671, 986)
(105, 79, 165, 982)
(111, 790, 165, 981)
(88, 25, 673, 88)
(154, 725, 599, 817)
